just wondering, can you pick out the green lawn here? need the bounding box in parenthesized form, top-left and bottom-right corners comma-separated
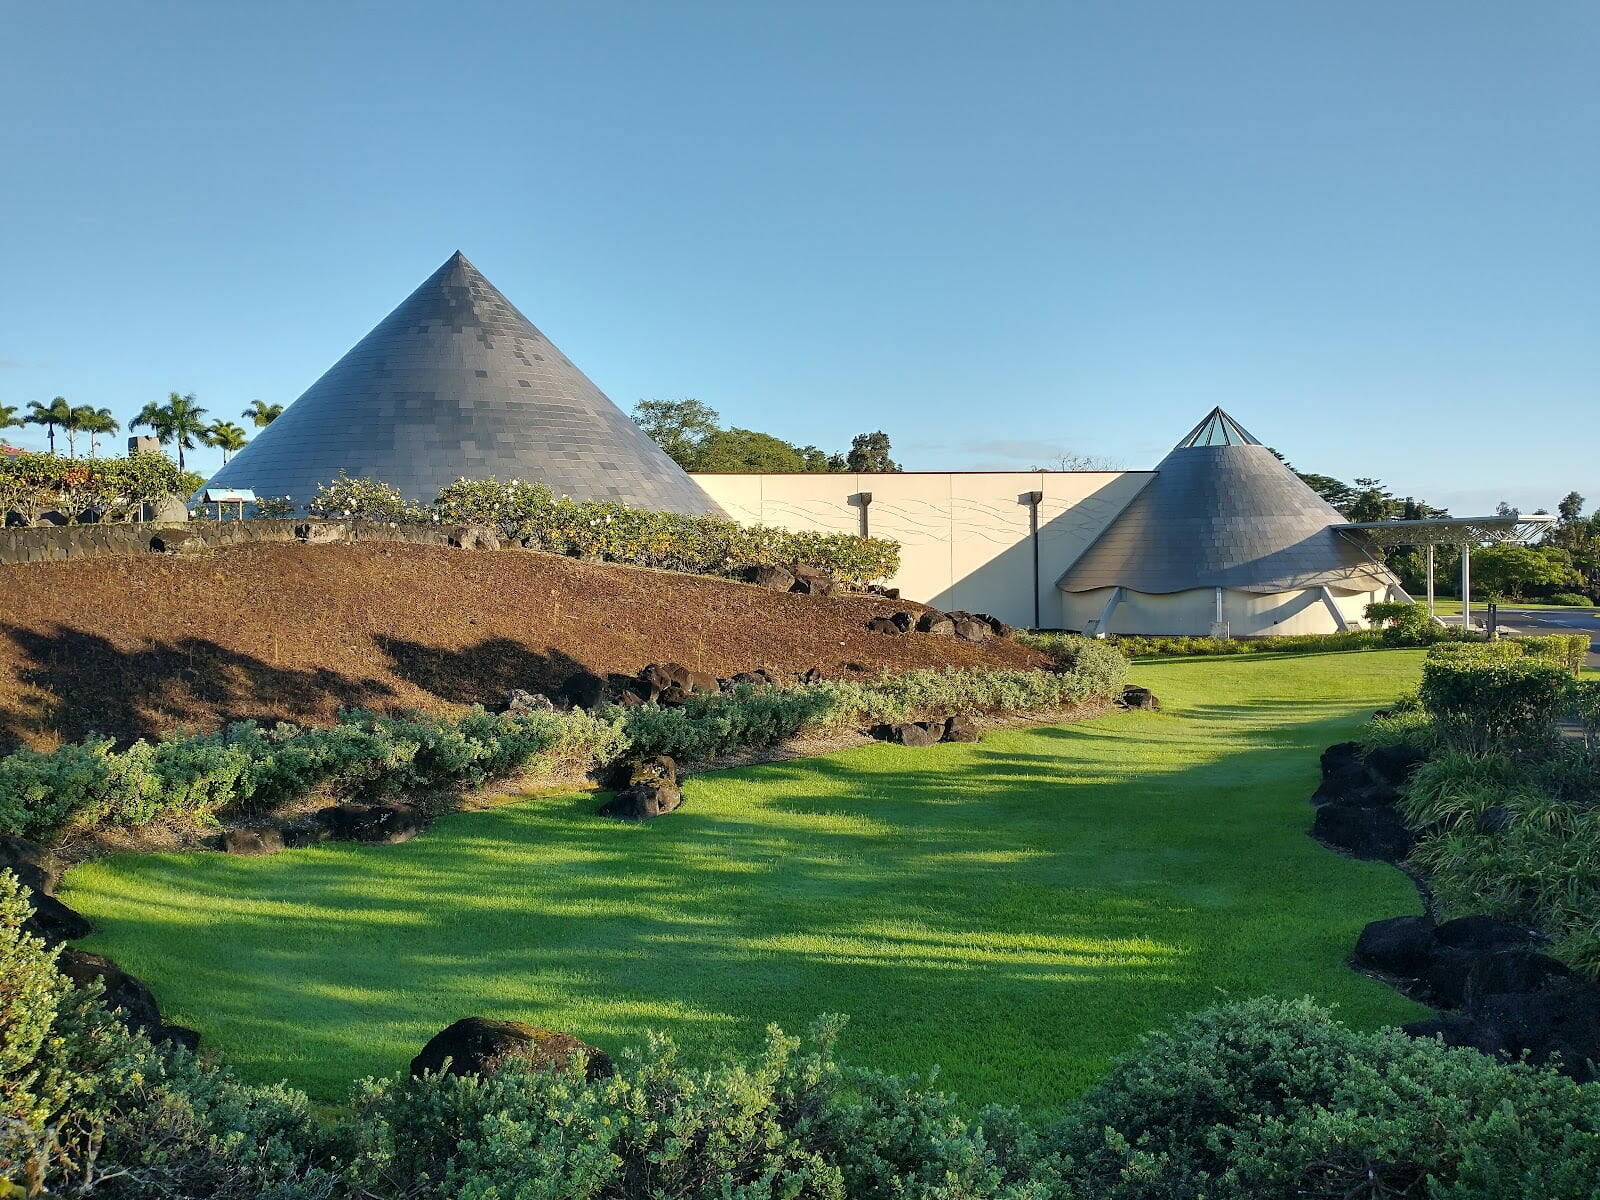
(63, 650, 1430, 1113)
(1426, 597, 1596, 614)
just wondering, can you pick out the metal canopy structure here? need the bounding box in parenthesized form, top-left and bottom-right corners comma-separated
(1339, 513, 1557, 628)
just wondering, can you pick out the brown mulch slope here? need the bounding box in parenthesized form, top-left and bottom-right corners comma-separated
(0, 543, 1045, 750)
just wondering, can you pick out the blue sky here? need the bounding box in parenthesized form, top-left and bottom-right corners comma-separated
(2, 2, 1595, 512)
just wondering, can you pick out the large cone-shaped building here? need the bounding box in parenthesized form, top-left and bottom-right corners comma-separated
(205, 252, 723, 515)
(1057, 408, 1404, 636)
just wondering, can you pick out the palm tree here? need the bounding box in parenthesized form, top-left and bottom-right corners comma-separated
(25, 397, 72, 455)
(0, 404, 20, 437)
(206, 420, 249, 464)
(131, 392, 210, 470)
(59, 405, 95, 457)
(77, 406, 120, 456)
(242, 399, 284, 428)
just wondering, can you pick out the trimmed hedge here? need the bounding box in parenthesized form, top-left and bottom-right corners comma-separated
(1419, 656, 1575, 755)
(1097, 629, 1389, 657)
(1428, 634, 1591, 673)
(1025, 602, 1482, 658)
(7, 878, 1598, 1200)
(0, 656, 1127, 845)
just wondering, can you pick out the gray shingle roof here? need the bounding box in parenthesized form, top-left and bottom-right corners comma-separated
(1058, 413, 1398, 595)
(205, 252, 723, 516)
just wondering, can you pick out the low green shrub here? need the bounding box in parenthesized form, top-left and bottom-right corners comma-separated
(1576, 679, 1600, 749)
(1051, 995, 1600, 1198)
(1426, 639, 1528, 664)
(1366, 599, 1436, 646)
(0, 873, 339, 1198)
(1428, 634, 1590, 674)
(1360, 705, 1439, 757)
(1549, 592, 1595, 607)
(1418, 656, 1573, 755)
(0, 657, 1126, 845)
(1388, 650, 1600, 983)
(1062, 630, 1384, 658)
(294, 473, 902, 585)
(622, 662, 1128, 764)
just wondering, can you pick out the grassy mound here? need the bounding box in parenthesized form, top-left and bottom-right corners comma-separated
(62, 650, 1429, 1110)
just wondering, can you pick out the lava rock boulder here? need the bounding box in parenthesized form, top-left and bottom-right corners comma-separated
(943, 714, 982, 743)
(1353, 915, 1436, 978)
(748, 564, 797, 592)
(1311, 803, 1416, 862)
(314, 802, 426, 844)
(790, 564, 837, 597)
(599, 757, 683, 821)
(871, 721, 945, 747)
(411, 1017, 614, 1081)
(221, 826, 285, 856)
(0, 836, 59, 896)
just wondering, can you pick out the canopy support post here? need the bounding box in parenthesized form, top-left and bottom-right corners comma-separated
(1425, 543, 1435, 618)
(1209, 586, 1229, 640)
(1317, 586, 1347, 630)
(1086, 586, 1122, 639)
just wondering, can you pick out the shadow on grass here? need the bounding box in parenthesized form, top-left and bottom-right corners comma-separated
(65, 675, 1427, 1111)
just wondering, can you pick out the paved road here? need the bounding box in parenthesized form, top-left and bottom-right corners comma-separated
(1441, 606, 1600, 670)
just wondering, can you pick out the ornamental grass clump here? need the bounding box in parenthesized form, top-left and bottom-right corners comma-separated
(1378, 646, 1600, 981)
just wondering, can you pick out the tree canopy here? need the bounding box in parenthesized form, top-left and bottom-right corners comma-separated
(631, 398, 895, 474)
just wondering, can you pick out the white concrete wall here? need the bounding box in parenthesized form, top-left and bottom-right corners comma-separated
(692, 471, 1154, 628)
(1060, 584, 1389, 637)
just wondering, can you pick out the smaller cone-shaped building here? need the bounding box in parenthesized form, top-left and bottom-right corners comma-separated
(1057, 408, 1403, 636)
(205, 252, 723, 515)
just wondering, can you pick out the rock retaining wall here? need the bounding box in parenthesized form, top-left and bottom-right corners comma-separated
(0, 519, 473, 566)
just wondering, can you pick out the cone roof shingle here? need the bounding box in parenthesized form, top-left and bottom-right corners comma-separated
(205, 252, 722, 515)
(1058, 407, 1398, 595)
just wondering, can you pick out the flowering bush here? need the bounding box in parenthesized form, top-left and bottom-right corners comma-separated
(433, 475, 900, 583)
(252, 495, 295, 518)
(0, 451, 202, 525)
(305, 472, 428, 522)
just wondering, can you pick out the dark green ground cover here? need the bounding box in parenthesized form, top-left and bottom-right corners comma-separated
(63, 650, 1428, 1111)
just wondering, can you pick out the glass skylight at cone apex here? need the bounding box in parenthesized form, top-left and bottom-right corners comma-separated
(1174, 407, 1261, 449)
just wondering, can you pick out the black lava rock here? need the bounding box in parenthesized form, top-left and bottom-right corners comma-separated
(411, 1017, 614, 1081)
(1312, 803, 1416, 862)
(1353, 915, 1436, 978)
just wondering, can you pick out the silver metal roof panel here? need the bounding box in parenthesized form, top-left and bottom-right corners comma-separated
(204, 252, 723, 516)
